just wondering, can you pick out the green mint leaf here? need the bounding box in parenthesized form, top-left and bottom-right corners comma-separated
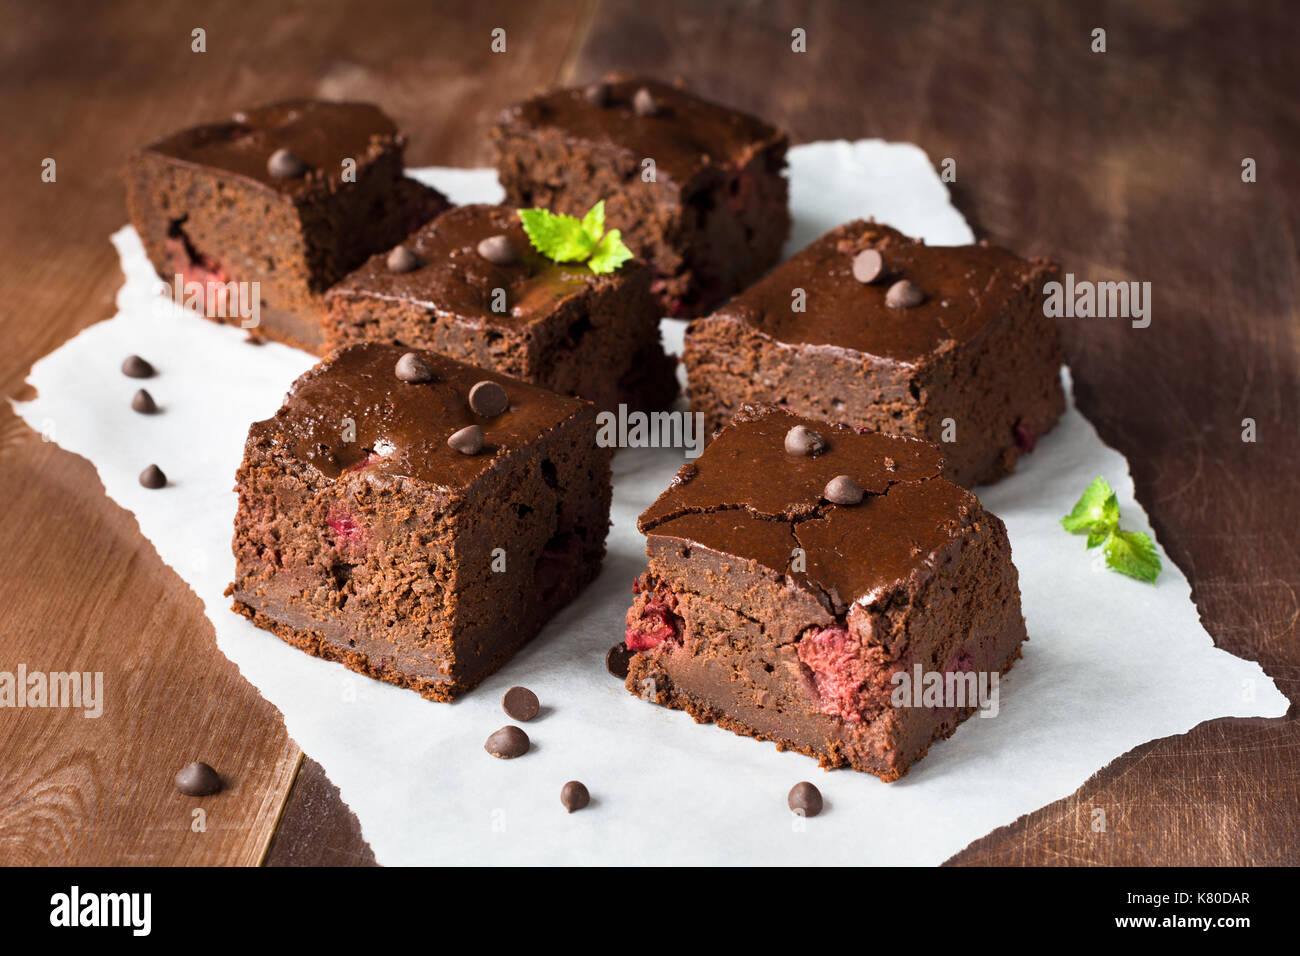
(1085, 529, 1108, 549)
(1061, 476, 1119, 534)
(1102, 529, 1162, 583)
(517, 208, 598, 262)
(580, 200, 606, 245)
(587, 228, 634, 274)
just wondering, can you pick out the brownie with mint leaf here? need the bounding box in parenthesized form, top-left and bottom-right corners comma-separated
(324, 203, 677, 412)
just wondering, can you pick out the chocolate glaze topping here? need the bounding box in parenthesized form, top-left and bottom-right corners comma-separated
(327, 203, 646, 330)
(706, 222, 1055, 366)
(247, 342, 585, 489)
(142, 99, 400, 196)
(639, 405, 976, 613)
(497, 78, 787, 186)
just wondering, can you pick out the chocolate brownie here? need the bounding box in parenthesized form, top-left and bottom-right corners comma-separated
(230, 343, 612, 701)
(323, 204, 677, 412)
(492, 78, 790, 318)
(683, 222, 1066, 486)
(125, 100, 450, 352)
(621, 405, 1027, 782)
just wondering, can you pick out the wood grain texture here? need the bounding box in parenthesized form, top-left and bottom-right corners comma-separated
(0, 0, 583, 866)
(3, 0, 1296, 866)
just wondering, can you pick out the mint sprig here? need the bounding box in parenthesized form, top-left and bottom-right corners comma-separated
(517, 200, 633, 274)
(1061, 476, 1162, 583)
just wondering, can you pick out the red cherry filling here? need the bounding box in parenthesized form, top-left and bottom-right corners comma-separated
(624, 578, 682, 651)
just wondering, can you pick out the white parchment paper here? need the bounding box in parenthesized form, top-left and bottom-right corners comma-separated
(13, 141, 1286, 865)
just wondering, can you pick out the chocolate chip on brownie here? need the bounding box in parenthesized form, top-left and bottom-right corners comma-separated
(447, 424, 484, 456)
(131, 389, 158, 414)
(632, 87, 660, 117)
(394, 351, 433, 383)
(502, 685, 540, 722)
(885, 279, 925, 309)
(606, 642, 633, 679)
(139, 464, 167, 489)
(468, 380, 510, 418)
(784, 425, 826, 457)
(852, 248, 885, 284)
(267, 147, 307, 179)
(174, 761, 222, 796)
(484, 725, 530, 759)
(386, 245, 421, 274)
(824, 474, 864, 505)
(476, 234, 518, 266)
(122, 354, 155, 378)
(787, 781, 823, 817)
(561, 780, 590, 813)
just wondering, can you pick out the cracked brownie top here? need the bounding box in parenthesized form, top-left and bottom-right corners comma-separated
(638, 404, 980, 615)
(140, 99, 401, 196)
(247, 342, 588, 489)
(700, 221, 1057, 365)
(495, 78, 787, 187)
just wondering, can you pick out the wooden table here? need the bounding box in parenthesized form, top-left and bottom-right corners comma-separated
(2, 0, 1295, 866)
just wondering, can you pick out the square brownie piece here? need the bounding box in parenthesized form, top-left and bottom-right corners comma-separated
(125, 100, 450, 352)
(231, 342, 612, 701)
(492, 78, 789, 318)
(621, 405, 1027, 781)
(323, 203, 677, 412)
(684, 222, 1066, 486)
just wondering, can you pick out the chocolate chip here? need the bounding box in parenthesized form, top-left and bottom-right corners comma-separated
(122, 355, 155, 378)
(633, 87, 660, 117)
(484, 725, 529, 759)
(394, 351, 433, 383)
(139, 464, 166, 489)
(386, 245, 421, 273)
(267, 147, 307, 179)
(502, 686, 539, 722)
(131, 389, 158, 414)
(447, 424, 484, 455)
(784, 425, 826, 457)
(885, 279, 925, 309)
(788, 781, 823, 817)
(476, 234, 518, 266)
(605, 642, 632, 680)
(175, 761, 221, 796)
(468, 380, 509, 418)
(852, 248, 885, 284)
(824, 474, 864, 505)
(584, 82, 611, 107)
(561, 780, 590, 813)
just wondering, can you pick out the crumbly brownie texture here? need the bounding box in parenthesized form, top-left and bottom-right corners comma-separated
(231, 343, 612, 701)
(622, 405, 1027, 781)
(125, 100, 450, 352)
(323, 204, 677, 412)
(492, 78, 790, 318)
(683, 222, 1066, 486)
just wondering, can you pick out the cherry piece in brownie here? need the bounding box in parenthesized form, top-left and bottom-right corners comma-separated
(125, 100, 450, 353)
(231, 343, 612, 701)
(492, 78, 790, 318)
(622, 405, 1027, 782)
(324, 204, 677, 412)
(684, 222, 1066, 486)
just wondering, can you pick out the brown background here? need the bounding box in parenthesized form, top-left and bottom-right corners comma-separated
(1, 0, 1296, 866)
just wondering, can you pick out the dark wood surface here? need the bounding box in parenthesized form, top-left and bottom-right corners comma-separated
(1, 0, 1295, 866)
